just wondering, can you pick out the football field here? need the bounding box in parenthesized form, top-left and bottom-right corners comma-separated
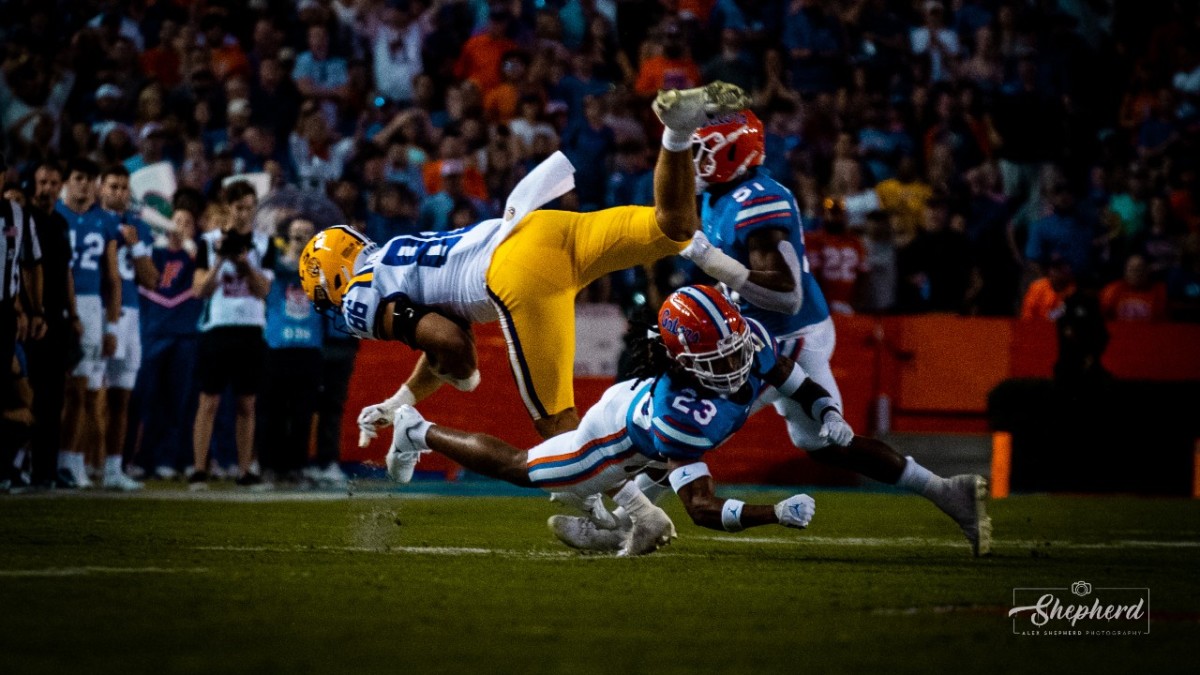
(2, 483, 1197, 674)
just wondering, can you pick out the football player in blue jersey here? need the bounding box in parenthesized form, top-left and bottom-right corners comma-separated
(677, 109, 990, 556)
(56, 158, 123, 489)
(97, 165, 158, 490)
(382, 285, 851, 556)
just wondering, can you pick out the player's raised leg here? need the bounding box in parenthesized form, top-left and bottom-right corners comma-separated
(652, 82, 751, 242)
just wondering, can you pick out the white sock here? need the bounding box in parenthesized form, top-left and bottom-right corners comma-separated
(896, 456, 943, 498)
(13, 449, 26, 469)
(662, 127, 695, 152)
(58, 451, 71, 470)
(612, 481, 654, 517)
(72, 453, 86, 476)
(104, 455, 123, 475)
(634, 472, 669, 504)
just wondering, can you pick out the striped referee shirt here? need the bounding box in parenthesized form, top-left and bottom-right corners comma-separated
(2, 198, 42, 303)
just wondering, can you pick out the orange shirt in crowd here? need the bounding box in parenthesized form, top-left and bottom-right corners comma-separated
(634, 56, 701, 97)
(483, 83, 520, 124)
(454, 34, 518, 94)
(421, 160, 489, 201)
(1100, 281, 1168, 321)
(1020, 278, 1075, 320)
(806, 231, 868, 314)
(211, 44, 251, 81)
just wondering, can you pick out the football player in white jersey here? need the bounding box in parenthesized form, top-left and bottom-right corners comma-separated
(300, 83, 752, 441)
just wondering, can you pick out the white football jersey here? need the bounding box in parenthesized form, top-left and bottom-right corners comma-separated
(340, 219, 507, 338)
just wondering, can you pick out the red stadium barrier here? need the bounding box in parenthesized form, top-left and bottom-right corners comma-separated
(341, 315, 1200, 484)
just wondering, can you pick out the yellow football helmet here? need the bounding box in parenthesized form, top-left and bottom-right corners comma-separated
(298, 225, 376, 310)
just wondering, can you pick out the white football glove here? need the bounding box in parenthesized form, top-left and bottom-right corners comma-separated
(679, 231, 750, 289)
(818, 409, 854, 447)
(357, 402, 397, 448)
(774, 494, 816, 529)
(549, 492, 619, 530)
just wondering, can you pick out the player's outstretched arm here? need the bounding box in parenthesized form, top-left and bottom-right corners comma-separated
(668, 459, 815, 532)
(681, 228, 804, 314)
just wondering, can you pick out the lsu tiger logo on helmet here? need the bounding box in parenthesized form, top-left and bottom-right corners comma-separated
(298, 225, 376, 310)
(658, 285, 762, 394)
(691, 109, 765, 184)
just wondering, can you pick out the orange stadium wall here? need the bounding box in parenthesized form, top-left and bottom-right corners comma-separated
(340, 315, 1200, 484)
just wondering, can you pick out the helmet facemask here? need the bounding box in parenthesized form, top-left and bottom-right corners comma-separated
(673, 325, 762, 394)
(691, 125, 761, 184)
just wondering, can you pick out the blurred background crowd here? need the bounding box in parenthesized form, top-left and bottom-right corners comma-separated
(2, 0, 1199, 488)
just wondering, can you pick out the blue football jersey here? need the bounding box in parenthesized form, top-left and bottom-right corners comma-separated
(700, 170, 830, 337)
(626, 318, 778, 462)
(109, 209, 154, 309)
(58, 201, 120, 298)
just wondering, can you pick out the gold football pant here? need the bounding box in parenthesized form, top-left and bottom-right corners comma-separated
(485, 206, 687, 419)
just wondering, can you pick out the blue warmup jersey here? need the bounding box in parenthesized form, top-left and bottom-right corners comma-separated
(139, 246, 202, 337)
(700, 171, 830, 337)
(626, 319, 778, 461)
(264, 263, 324, 350)
(57, 201, 119, 298)
(110, 209, 154, 309)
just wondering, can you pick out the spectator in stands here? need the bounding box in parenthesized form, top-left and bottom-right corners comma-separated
(561, 95, 616, 211)
(258, 217, 323, 483)
(364, 0, 426, 107)
(633, 25, 701, 98)
(910, 1, 960, 84)
(454, 7, 519, 95)
(419, 160, 487, 231)
(1021, 257, 1076, 321)
(898, 194, 972, 313)
(702, 28, 758, 94)
(189, 181, 274, 489)
(860, 210, 899, 314)
(875, 155, 932, 246)
(484, 50, 530, 125)
(1101, 254, 1168, 322)
(782, 0, 845, 95)
(135, 207, 202, 479)
(1025, 178, 1102, 283)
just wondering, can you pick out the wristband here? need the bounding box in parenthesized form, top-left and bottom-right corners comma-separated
(131, 241, 152, 258)
(668, 462, 711, 492)
(382, 384, 417, 410)
(104, 322, 119, 336)
(720, 499, 746, 533)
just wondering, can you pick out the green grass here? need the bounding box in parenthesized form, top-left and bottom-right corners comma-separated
(1, 486, 1197, 675)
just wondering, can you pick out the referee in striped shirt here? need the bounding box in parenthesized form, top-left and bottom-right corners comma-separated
(2, 155, 46, 397)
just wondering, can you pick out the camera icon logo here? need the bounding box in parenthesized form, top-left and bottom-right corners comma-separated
(1071, 580, 1093, 597)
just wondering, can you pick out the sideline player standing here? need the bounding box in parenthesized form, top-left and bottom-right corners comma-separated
(676, 109, 990, 555)
(97, 165, 157, 490)
(56, 158, 122, 488)
(383, 287, 837, 555)
(301, 82, 751, 444)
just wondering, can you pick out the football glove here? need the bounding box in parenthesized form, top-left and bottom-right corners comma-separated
(774, 494, 816, 529)
(818, 409, 854, 447)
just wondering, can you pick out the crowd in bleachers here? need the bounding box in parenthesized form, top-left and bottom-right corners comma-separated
(2, 0, 1199, 488)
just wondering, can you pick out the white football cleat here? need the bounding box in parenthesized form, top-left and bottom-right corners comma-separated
(547, 515, 630, 553)
(652, 81, 752, 132)
(618, 503, 678, 557)
(102, 470, 143, 492)
(935, 474, 992, 557)
(386, 405, 429, 483)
